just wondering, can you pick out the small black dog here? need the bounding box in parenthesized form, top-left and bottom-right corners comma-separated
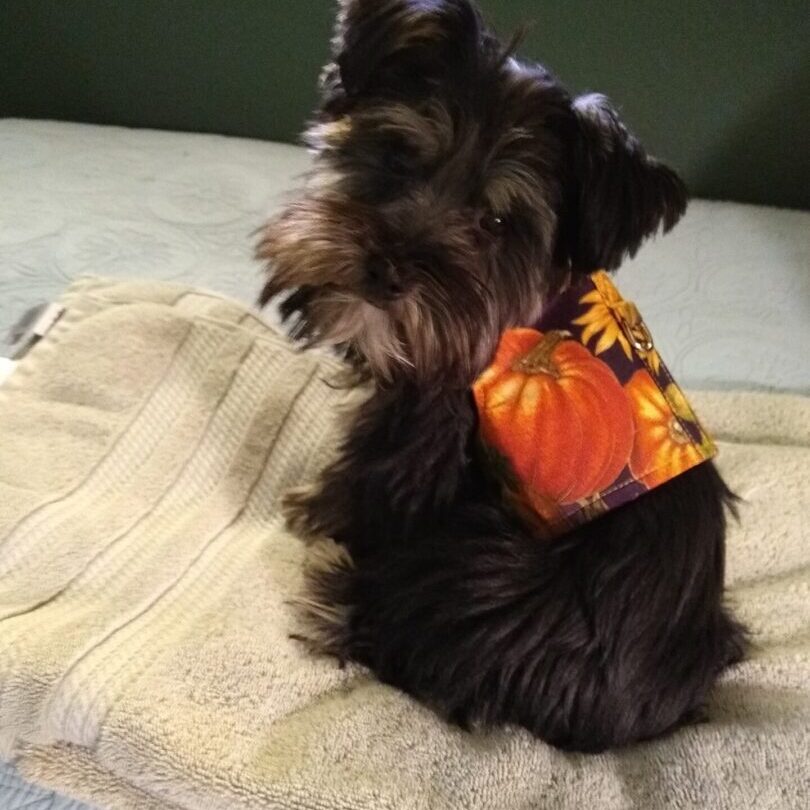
(259, 0, 746, 751)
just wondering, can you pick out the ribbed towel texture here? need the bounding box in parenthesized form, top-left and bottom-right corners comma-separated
(0, 278, 808, 810)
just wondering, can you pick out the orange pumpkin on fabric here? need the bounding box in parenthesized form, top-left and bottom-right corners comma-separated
(625, 369, 709, 488)
(473, 329, 634, 504)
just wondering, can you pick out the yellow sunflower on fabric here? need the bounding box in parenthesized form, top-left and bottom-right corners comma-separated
(573, 271, 661, 372)
(573, 271, 633, 358)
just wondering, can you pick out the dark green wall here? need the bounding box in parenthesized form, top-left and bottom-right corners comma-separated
(2, 1, 808, 209)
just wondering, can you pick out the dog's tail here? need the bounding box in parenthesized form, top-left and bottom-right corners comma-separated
(295, 475, 745, 751)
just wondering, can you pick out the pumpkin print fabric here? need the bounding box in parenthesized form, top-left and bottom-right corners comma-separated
(473, 271, 717, 536)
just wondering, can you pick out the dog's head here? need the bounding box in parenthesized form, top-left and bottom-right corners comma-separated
(258, 0, 686, 386)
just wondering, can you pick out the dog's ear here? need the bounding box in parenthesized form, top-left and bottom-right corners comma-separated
(558, 94, 687, 271)
(321, 0, 487, 106)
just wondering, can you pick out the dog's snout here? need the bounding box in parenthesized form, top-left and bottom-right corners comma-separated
(363, 255, 404, 301)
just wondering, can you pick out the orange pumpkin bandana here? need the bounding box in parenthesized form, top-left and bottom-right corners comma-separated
(473, 271, 717, 536)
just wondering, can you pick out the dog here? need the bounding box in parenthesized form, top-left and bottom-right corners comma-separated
(258, 0, 747, 752)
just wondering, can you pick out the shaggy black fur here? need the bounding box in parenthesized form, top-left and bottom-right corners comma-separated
(305, 465, 746, 751)
(258, 0, 747, 752)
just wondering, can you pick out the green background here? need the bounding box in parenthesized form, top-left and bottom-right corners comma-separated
(2, 1, 808, 209)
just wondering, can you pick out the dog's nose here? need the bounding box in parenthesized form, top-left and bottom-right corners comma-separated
(363, 255, 403, 301)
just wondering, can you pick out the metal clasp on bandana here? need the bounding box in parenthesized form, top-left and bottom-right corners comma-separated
(5, 302, 66, 360)
(614, 300, 654, 353)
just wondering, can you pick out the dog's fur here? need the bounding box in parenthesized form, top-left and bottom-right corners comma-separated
(258, 0, 747, 752)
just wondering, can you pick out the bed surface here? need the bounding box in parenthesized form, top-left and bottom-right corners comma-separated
(0, 118, 807, 809)
(1, 119, 808, 392)
(1, 278, 808, 810)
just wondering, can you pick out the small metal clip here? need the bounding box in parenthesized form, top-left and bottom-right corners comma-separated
(614, 300, 654, 354)
(625, 320, 654, 353)
(5, 302, 65, 360)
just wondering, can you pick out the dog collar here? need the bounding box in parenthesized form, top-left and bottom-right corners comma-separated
(473, 271, 717, 536)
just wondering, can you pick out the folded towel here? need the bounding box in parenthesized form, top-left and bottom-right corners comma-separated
(1, 278, 808, 810)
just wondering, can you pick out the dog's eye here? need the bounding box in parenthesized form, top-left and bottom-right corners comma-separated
(480, 212, 508, 237)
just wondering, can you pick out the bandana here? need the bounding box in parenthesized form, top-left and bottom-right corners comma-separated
(473, 271, 717, 536)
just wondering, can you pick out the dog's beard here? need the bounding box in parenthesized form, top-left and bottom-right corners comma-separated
(309, 291, 414, 376)
(258, 196, 515, 386)
(277, 279, 501, 386)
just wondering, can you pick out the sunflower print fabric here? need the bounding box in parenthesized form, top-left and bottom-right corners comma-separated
(473, 271, 717, 537)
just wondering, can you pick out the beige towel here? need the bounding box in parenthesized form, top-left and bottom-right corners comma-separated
(0, 278, 808, 810)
